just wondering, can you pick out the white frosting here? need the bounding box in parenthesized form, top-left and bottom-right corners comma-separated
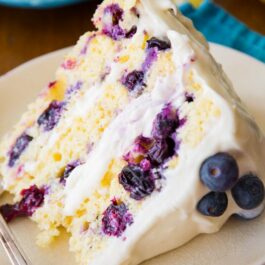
(63, 1, 265, 264)
(64, 76, 184, 215)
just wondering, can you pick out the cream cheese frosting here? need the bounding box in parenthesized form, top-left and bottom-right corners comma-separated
(62, 1, 265, 265)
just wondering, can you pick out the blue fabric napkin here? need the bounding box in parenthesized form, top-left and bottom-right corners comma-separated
(179, 0, 265, 63)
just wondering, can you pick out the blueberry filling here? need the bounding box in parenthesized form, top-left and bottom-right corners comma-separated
(103, 5, 137, 40)
(102, 5, 124, 40)
(8, 133, 33, 167)
(147, 138, 175, 166)
(197, 192, 228, 217)
(185, 92, 194, 103)
(103, 25, 126, 41)
(123, 136, 154, 164)
(66, 81, 83, 96)
(232, 174, 265, 210)
(102, 199, 133, 237)
(0, 185, 45, 223)
(147, 37, 171, 51)
(60, 160, 82, 185)
(152, 105, 179, 139)
(104, 4, 124, 25)
(133, 136, 154, 154)
(37, 101, 64, 131)
(122, 70, 145, 92)
(142, 48, 158, 72)
(119, 105, 180, 200)
(125, 25, 137, 39)
(119, 165, 155, 200)
(200, 152, 239, 192)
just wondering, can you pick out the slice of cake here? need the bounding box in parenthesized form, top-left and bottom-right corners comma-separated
(1, 0, 265, 265)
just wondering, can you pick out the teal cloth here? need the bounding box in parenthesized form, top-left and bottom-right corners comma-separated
(180, 0, 265, 63)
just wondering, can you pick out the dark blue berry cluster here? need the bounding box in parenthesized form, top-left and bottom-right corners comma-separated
(102, 4, 137, 41)
(102, 199, 133, 237)
(119, 105, 180, 200)
(37, 100, 65, 132)
(122, 37, 171, 93)
(0, 185, 46, 222)
(197, 153, 265, 218)
(59, 160, 83, 185)
(8, 133, 33, 167)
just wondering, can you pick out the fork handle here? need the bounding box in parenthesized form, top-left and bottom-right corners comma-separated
(0, 215, 30, 265)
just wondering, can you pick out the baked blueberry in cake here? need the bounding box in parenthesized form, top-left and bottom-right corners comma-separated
(0, 0, 265, 265)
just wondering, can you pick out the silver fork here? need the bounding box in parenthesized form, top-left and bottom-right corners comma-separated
(0, 215, 31, 265)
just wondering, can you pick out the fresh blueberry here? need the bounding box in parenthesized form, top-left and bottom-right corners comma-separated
(102, 199, 133, 237)
(60, 160, 82, 185)
(147, 37, 171, 51)
(152, 105, 179, 139)
(122, 70, 145, 92)
(37, 101, 64, 131)
(197, 192, 228, 217)
(232, 174, 265, 210)
(236, 202, 265, 220)
(8, 133, 33, 167)
(200, 153, 239, 192)
(119, 165, 155, 200)
(147, 138, 175, 166)
(0, 185, 45, 222)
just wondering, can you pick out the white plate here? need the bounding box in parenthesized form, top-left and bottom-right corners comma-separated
(0, 44, 265, 265)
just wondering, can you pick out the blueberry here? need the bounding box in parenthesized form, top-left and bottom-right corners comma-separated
(66, 81, 83, 96)
(0, 204, 19, 223)
(60, 160, 82, 185)
(123, 136, 154, 164)
(37, 101, 64, 131)
(103, 4, 126, 40)
(133, 136, 154, 154)
(185, 92, 194, 103)
(197, 192, 228, 217)
(8, 133, 33, 167)
(0, 185, 45, 223)
(232, 174, 265, 210)
(200, 153, 239, 192)
(125, 26, 137, 39)
(152, 105, 179, 139)
(142, 48, 158, 72)
(102, 199, 133, 237)
(104, 4, 124, 25)
(147, 37, 171, 51)
(103, 25, 126, 40)
(122, 70, 145, 92)
(148, 138, 175, 166)
(119, 165, 155, 200)
(236, 202, 265, 220)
